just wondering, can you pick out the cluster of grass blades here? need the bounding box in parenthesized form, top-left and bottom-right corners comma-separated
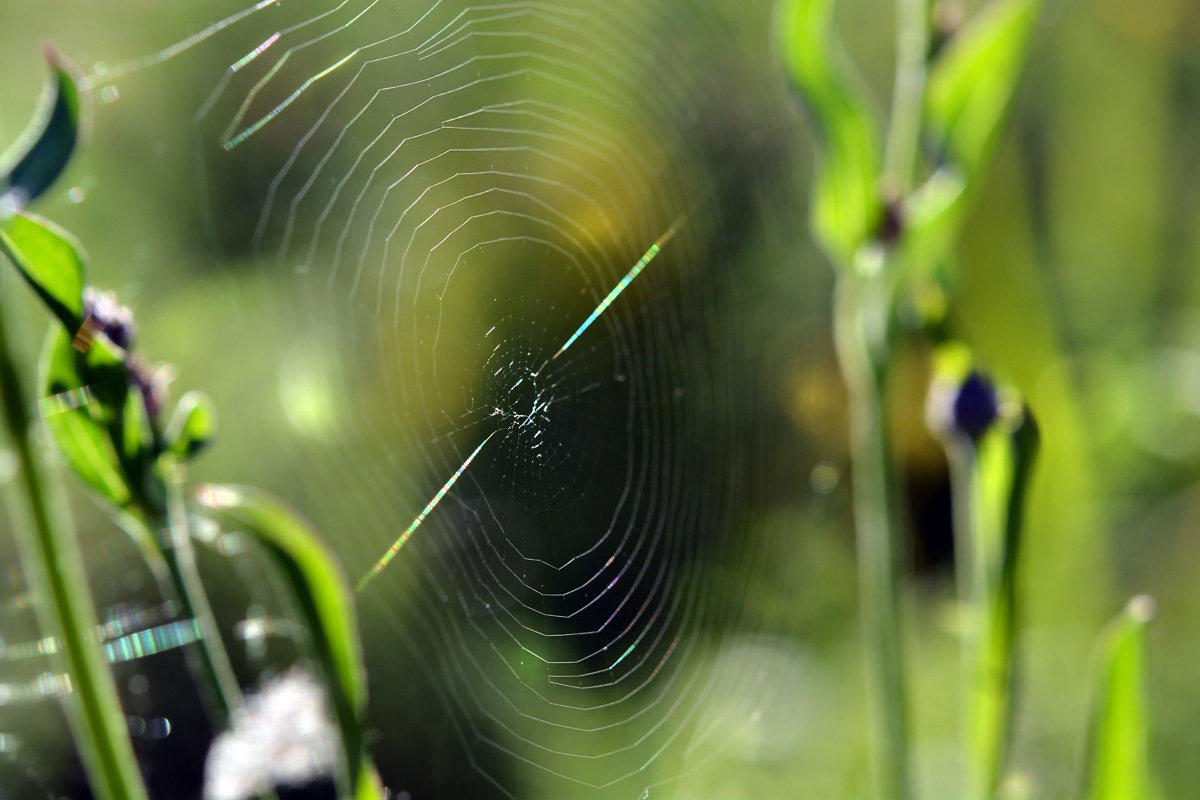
(0, 51, 381, 800)
(779, 1, 1156, 798)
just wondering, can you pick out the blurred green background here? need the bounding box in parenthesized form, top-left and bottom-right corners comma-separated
(2, 0, 1200, 798)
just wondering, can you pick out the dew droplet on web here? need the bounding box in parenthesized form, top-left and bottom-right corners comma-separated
(146, 716, 172, 739)
(128, 674, 150, 696)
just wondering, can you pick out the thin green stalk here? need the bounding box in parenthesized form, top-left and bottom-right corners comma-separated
(884, 0, 931, 193)
(155, 471, 285, 800)
(150, 456, 244, 724)
(947, 440, 998, 800)
(0, 304, 148, 800)
(834, 271, 912, 800)
(945, 414, 1037, 800)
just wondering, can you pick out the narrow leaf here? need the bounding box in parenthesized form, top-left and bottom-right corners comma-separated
(194, 484, 379, 799)
(117, 383, 163, 510)
(0, 212, 86, 331)
(924, 0, 1039, 178)
(38, 328, 129, 507)
(900, 166, 967, 279)
(1084, 596, 1156, 800)
(0, 50, 80, 215)
(971, 405, 1038, 798)
(779, 0, 881, 265)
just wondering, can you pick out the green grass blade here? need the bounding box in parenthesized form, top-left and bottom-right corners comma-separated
(1084, 597, 1156, 800)
(194, 484, 381, 800)
(924, 0, 1039, 179)
(0, 212, 86, 332)
(0, 304, 148, 800)
(901, 0, 1039, 282)
(900, 165, 966, 279)
(969, 407, 1038, 798)
(779, 0, 881, 265)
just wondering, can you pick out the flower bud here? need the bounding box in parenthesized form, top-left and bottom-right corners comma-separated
(927, 369, 1000, 442)
(83, 287, 137, 351)
(952, 371, 1000, 439)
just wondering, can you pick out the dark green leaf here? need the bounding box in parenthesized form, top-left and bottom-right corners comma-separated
(165, 392, 217, 460)
(925, 0, 1039, 179)
(81, 336, 131, 420)
(121, 387, 151, 464)
(194, 484, 379, 799)
(1084, 596, 1156, 800)
(0, 51, 80, 214)
(779, 0, 881, 265)
(38, 328, 129, 507)
(116, 382, 163, 511)
(0, 212, 86, 331)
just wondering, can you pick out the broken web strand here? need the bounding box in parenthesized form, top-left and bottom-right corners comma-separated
(355, 218, 683, 593)
(79, 0, 286, 92)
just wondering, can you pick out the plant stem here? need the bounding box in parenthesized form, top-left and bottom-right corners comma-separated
(945, 414, 1037, 800)
(834, 271, 912, 800)
(947, 440, 995, 800)
(0, 304, 148, 800)
(148, 471, 284, 800)
(884, 0, 931, 193)
(150, 456, 244, 725)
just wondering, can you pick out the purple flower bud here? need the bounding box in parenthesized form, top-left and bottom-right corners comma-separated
(952, 371, 999, 440)
(83, 287, 137, 351)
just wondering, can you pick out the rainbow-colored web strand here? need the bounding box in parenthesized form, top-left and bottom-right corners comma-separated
(104, 619, 202, 664)
(356, 431, 496, 592)
(224, 49, 361, 150)
(356, 219, 682, 591)
(79, 0, 283, 90)
(552, 218, 683, 359)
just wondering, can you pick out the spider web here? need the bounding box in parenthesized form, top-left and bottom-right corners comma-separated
(24, 1, 823, 797)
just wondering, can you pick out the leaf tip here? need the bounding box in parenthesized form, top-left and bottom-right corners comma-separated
(1127, 595, 1156, 625)
(40, 41, 63, 70)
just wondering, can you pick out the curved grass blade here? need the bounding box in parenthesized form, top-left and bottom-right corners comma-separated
(165, 391, 218, 460)
(898, 166, 966, 280)
(0, 49, 81, 216)
(902, 0, 1038, 281)
(779, 0, 881, 265)
(194, 484, 381, 800)
(924, 0, 1039, 179)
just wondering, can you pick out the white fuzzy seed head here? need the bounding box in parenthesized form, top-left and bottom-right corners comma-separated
(203, 666, 340, 800)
